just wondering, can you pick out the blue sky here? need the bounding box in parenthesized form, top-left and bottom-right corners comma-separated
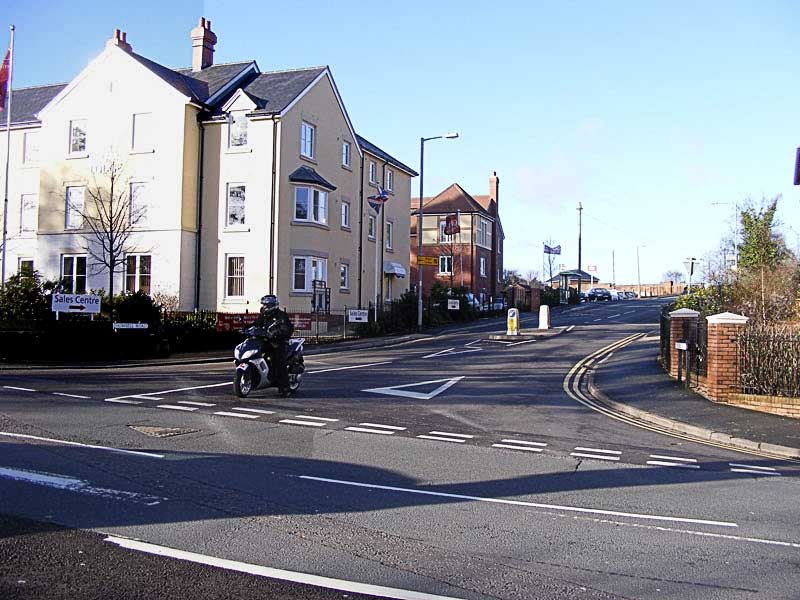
(6, 1, 800, 284)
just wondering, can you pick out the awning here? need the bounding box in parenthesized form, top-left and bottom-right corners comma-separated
(383, 261, 407, 278)
(288, 165, 337, 191)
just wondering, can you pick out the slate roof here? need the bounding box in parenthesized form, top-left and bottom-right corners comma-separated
(236, 67, 327, 115)
(2, 83, 67, 127)
(357, 134, 418, 176)
(288, 165, 337, 191)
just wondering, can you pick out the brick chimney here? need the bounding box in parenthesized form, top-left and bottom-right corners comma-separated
(488, 171, 499, 215)
(106, 28, 132, 53)
(190, 17, 217, 71)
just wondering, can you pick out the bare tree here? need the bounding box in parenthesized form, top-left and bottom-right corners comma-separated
(524, 269, 540, 286)
(662, 270, 686, 284)
(67, 155, 146, 314)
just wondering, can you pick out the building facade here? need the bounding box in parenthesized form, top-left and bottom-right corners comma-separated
(410, 173, 504, 301)
(0, 19, 416, 312)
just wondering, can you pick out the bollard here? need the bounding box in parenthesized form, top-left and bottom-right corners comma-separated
(506, 308, 520, 336)
(538, 305, 550, 330)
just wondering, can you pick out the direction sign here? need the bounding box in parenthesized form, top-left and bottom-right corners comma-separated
(347, 309, 369, 323)
(417, 255, 438, 267)
(51, 293, 101, 314)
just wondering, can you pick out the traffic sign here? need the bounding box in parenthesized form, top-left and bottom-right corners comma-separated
(417, 255, 438, 267)
(51, 293, 101, 314)
(447, 299, 460, 310)
(683, 257, 699, 276)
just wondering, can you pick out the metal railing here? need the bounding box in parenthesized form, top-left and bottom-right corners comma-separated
(738, 324, 800, 397)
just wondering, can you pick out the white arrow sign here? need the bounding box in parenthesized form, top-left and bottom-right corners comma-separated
(363, 376, 465, 400)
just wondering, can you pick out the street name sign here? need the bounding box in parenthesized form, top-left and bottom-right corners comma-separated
(51, 293, 101, 314)
(347, 309, 369, 323)
(417, 255, 438, 267)
(447, 299, 460, 310)
(113, 322, 149, 330)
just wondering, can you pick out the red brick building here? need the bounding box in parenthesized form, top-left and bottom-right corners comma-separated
(410, 172, 505, 301)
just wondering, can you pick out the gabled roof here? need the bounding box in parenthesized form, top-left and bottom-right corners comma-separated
(357, 134, 418, 176)
(227, 66, 327, 115)
(547, 269, 598, 283)
(1, 83, 67, 127)
(288, 165, 337, 191)
(410, 183, 491, 217)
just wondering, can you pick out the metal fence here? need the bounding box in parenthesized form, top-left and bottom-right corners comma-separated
(693, 319, 708, 377)
(659, 305, 671, 368)
(738, 324, 800, 397)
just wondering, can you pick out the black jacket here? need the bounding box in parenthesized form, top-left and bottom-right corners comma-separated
(253, 308, 294, 342)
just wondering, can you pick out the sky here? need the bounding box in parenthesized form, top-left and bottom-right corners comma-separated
(6, 0, 800, 284)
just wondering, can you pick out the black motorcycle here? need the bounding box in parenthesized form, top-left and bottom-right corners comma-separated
(233, 324, 305, 398)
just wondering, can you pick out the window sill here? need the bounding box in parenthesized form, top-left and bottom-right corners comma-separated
(368, 237, 376, 243)
(339, 288, 350, 294)
(289, 291, 312, 297)
(226, 147, 252, 155)
(299, 154, 317, 165)
(223, 297, 248, 304)
(292, 220, 330, 230)
(341, 164, 352, 172)
(223, 227, 251, 233)
(129, 149, 155, 155)
(385, 247, 394, 253)
(66, 153, 89, 160)
(340, 225, 351, 232)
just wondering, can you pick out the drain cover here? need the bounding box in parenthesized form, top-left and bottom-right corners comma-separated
(128, 425, 199, 438)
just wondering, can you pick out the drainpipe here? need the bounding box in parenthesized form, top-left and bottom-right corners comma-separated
(269, 116, 278, 294)
(379, 160, 388, 304)
(194, 115, 205, 309)
(357, 153, 364, 308)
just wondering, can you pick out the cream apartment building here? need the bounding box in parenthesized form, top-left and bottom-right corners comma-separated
(0, 19, 416, 312)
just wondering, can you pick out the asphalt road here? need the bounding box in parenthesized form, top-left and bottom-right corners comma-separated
(1, 298, 798, 600)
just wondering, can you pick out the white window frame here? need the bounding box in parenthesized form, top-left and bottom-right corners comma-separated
(477, 218, 492, 249)
(438, 221, 451, 243)
(386, 169, 394, 192)
(131, 112, 153, 152)
(129, 182, 149, 227)
(368, 161, 377, 184)
(61, 254, 87, 294)
(228, 111, 248, 148)
(226, 183, 247, 228)
(18, 258, 34, 275)
(385, 221, 394, 250)
(300, 121, 315, 159)
(225, 255, 245, 298)
(438, 255, 453, 275)
(480, 256, 487, 277)
(340, 263, 350, 290)
(125, 253, 152, 294)
(368, 215, 376, 240)
(292, 255, 327, 292)
(294, 186, 328, 225)
(23, 131, 39, 165)
(341, 200, 350, 228)
(68, 119, 87, 156)
(342, 141, 351, 167)
(65, 186, 84, 230)
(20, 193, 37, 233)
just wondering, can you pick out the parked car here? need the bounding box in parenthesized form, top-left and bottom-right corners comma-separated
(491, 297, 508, 311)
(624, 291, 637, 298)
(587, 287, 611, 301)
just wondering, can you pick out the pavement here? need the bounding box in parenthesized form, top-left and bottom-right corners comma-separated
(590, 334, 800, 460)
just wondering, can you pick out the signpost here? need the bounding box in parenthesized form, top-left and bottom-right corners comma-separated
(683, 257, 700, 292)
(51, 293, 101, 317)
(447, 299, 460, 311)
(347, 309, 369, 323)
(588, 264, 597, 286)
(417, 255, 438, 267)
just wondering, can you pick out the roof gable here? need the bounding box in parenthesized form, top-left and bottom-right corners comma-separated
(413, 183, 491, 216)
(357, 134, 417, 176)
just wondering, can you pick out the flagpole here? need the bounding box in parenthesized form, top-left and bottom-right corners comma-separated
(1, 25, 15, 288)
(373, 208, 379, 309)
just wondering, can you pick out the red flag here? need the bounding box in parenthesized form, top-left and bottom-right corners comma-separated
(0, 48, 9, 112)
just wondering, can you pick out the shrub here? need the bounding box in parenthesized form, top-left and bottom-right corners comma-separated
(0, 271, 53, 322)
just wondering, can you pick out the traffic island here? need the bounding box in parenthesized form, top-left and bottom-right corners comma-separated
(488, 326, 570, 342)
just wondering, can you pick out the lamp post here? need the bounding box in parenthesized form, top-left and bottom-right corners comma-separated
(636, 245, 645, 297)
(417, 132, 458, 331)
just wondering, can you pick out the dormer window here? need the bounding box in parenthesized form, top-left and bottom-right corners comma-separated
(229, 111, 248, 147)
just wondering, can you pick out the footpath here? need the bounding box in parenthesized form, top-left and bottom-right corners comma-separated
(590, 335, 800, 460)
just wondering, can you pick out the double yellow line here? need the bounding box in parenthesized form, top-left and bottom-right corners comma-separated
(563, 333, 798, 461)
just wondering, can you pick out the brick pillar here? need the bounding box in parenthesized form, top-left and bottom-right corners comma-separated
(705, 312, 749, 402)
(668, 308, 699, 377)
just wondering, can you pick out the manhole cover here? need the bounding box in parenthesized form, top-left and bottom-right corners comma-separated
(128, 425, 199, 438)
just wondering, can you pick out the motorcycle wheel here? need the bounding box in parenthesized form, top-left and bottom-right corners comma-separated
(288, 373, 301, 393)
(234, 366, 253, 398)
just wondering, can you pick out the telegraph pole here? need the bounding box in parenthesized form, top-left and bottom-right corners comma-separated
(577, 203, 583, 294)
(612, 250, 616, 288)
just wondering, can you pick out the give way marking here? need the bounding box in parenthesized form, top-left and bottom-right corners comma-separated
(363, 376, 465, 400)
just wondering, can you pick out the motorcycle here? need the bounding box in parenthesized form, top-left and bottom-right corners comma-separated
(233, 324, 305, 398)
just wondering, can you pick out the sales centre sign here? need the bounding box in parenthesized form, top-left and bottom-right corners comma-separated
(51, 293, 101, 314)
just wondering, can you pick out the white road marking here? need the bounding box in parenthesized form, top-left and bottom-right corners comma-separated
(499, 439, 548, 447)
(0, 432, 163, 459)
(731, 468, 781, 476)
(104, 536, 466, 600)
(624, 310, 637, 315)
(345, 427, 396, 435)
(646, 460, 701, 469)
(360, 423, 406, 431)
(570, 452, 621, 461)
(52, 392, 90, 399)
(104, 398, 142, 405)
(729, 463, 777, 472)
(279, 419, 327, 427)
(650, 454, 697, 463)
(104, 382, 231, 402)
(231, 408, 275, 415)
(294, 415, 338, 422)
(125, 394, 165, 401)
(178, 401, 216, 407)
(3, 386, 36, 392)
(307, 361, 392, 374)
(506, 339, 536, 347)
(593, 318, 602, 322)
(0, 467, 165, 505)
(214, 411, 259, 419)
(417, 435, 466, 443)
(574, 446, 622, 455)
(298, 475, 739, 528)
(428, 431, 474, 439)
(607, 314, 622, 319)
(492, 443, 543, 452)
(157, 405, 198, 412)
(364, 376, 465, 400)
(422, 347, 482, 358)
(464, 339, 482, 347)
(484, 339, 514, 345)
(566, 325, 575, 332)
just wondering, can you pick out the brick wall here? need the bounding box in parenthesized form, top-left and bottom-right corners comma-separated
(728, 393, 800, 418)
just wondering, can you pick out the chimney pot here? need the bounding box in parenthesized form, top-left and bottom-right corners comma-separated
(106, 28, 132, 53)
(190, 16, 217, 71)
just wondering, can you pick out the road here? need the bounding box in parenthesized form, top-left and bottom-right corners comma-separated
(1, 298, 798, 599)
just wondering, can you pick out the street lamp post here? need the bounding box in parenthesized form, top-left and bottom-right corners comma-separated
(636, 245, 645, 297)
(417, 132, 458, 331)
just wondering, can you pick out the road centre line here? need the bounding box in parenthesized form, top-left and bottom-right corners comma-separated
(307, 361, 392, 374)
(345, 427, 396, 435)
(417, 435, 466, 443)
(360, 423, 406, 431)
(607, 314, 622, 319)
(295, 415, 338, 422)
(157, 405, 198, 412)
(232, 407, 275, 415)
(647, 460, 701, 469)
(592, 318, 603, 322)
(104, 536, 467, 600)
(730, 468, 781, 476)
(52, 392, 91, 399)
(104, 398, 142, 405)
(429, 431, 474, 439)
(492, 443, 543, 452)
(279, 419, 328, 427)
(3, 385, 36, 392)
(297, 475, 739, 528)
(729, 463, 777, 472)
(570, 452, 621, 461)
(214, 411, 259, 419)
(178, 401, 216, 407)
(0, 432, 164, 459)
(500, 439, 547, 447)
(650, 454, 697, 463)
(574, 446, 622, 455)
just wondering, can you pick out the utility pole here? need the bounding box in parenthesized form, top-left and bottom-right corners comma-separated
(577, 202, 583, 295)
(612, 250, 616, 288)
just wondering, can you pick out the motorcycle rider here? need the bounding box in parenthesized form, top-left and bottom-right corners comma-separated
(252, 294, 294, 394)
